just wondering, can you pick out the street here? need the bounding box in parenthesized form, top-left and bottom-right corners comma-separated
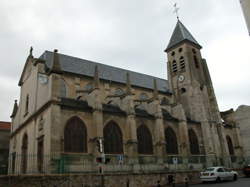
(190, 177, 250, 187)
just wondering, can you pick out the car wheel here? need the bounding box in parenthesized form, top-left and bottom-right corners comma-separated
(216, 177, 221, 183)
(233, 175, 237, 181)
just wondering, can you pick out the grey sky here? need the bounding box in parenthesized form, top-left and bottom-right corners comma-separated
(0, 0, 249, 121)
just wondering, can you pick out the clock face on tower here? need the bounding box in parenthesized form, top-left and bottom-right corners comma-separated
(178, 75, 185, 82)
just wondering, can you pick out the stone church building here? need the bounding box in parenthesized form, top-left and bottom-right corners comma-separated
(9, 20, 244, 174)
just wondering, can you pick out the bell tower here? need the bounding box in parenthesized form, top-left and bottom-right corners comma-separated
(165, 20, 228, 162)
(165, 20, 205, 100)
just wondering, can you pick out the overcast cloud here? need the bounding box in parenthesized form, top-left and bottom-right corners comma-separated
(0, 0, 249, 121)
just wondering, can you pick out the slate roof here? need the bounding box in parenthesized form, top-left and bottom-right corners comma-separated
(103, 104, 126, 115)
(135, 108, 154, 119)
(165, 20, 202, 52)
(60, 98, 92, 112)
(40, 51, 171, 94)
(162, 109, 179, 122)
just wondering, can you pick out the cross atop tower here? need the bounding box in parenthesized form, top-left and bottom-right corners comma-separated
(173, 3, 180, 20)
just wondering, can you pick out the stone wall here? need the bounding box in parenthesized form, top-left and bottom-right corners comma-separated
(0, 172, 200, 187)
(235, 105, 250, 158)
(0, 128, 10, 175)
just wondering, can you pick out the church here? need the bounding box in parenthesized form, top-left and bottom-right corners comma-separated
(9, 20, 244, 174)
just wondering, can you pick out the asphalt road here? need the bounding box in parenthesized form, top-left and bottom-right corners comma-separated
(189, 177, 250, 187)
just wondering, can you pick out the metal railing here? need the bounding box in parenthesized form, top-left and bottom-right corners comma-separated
(4, 153, 249, 175)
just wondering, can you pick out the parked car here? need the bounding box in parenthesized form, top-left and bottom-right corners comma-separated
(243, 165, 250, 177)
(200, 166, 238, 183)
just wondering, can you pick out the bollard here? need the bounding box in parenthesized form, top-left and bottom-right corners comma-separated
(185, 177, 189, 187)
(126, 179, 130, 187)
(156, 180, 161, 187)
(172, 178, 175, 187)
(168, 175, 174, 185)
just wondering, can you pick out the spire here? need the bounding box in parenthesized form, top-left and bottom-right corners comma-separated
(94, 65, 100, 89)
(50, 49, 62, 74)
(153, 79, 159, 100)
(165, 20, 202, 52)
(10, 100, 18, 118)
(126, 72, 132, 95)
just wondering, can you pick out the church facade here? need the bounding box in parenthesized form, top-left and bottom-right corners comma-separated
(9, 21, 244, 174)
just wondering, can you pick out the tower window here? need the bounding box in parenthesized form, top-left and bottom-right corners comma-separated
(192, 48, 196, 54)
(172, 60, 177, 73)
(180, 56, 185, 70)
(181, 88, 186, 93)
(178, 48, 183, 53)
(171, 51, 175, 56)
(25, 95, 29, 114)
(194, 56, 199, 69)
(200, 85, 204, 91)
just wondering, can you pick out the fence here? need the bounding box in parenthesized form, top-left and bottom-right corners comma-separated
(3, 153, 249, 175)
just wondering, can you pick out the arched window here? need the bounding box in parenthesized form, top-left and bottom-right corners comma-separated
(21, 134, 28, 174)
(104, 121, 123, 154)
(64, 116, 87, 153)
(139, 93, 149, 100)
(165, 127, 178, 154)
(226, 135, 235, 162)
(180, 56, 185, 70)
(114, 88, 124, 96)
(226, 136, 235, 155)
(188, 129, 200, 155)
(137, 125, 153, 154)
(60, 79, 67, 98)
(172, 60, 177, 73)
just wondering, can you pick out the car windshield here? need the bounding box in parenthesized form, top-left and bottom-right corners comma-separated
(204, 168, 215, 172)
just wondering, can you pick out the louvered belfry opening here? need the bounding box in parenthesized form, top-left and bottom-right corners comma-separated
(64, 116, 87, 153)
(21, 134, 28, 174)
(188, 129, 200, 155)
(137, 125, 153, 155)
(165, 127, 178, 154)
(104, 121, 123, 154)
